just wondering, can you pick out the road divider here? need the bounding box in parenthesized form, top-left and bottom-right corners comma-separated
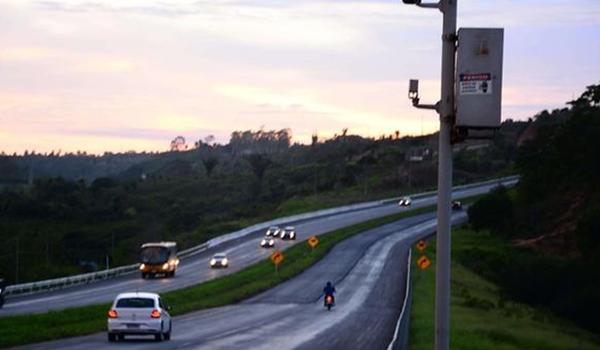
(0, 204, 442, 348)
(5, 175, 518, 298)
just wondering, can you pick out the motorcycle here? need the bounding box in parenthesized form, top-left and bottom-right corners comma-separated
(324, 294, 335, 311)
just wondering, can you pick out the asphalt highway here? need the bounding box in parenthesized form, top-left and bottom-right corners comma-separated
(18, 211, 466, 350)
(1, 179, 514, 317)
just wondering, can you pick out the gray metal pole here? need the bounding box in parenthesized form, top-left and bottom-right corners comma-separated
(435, 0, 457, 349)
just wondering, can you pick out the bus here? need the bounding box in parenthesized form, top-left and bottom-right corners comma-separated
(139, 242, 179, 279)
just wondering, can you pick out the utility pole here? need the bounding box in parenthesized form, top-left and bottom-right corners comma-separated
(435, 2, 457, 349)
(403, 2, 503, 349)
(402, 1, 457, 349)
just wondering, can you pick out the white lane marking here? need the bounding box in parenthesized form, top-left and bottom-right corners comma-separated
(191, 220, 438, 350)
(6, 181, 487, 313)
(386, 249, 412, 350)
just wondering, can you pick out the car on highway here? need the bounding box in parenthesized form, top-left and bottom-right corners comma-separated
(451, 200, 463, 210)
(139, 242, 180, 279)
(107, 292, 172, 342)
(265, 226, 281, 237)
(0, 278, 5, 309)
(210, 252, 229, 268)
(398, 196, 412, 206)
(280, 226, 297, 240)
(260, 236, 275, 248)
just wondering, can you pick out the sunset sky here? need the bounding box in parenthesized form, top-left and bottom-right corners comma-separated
(1, 0, 599, 154)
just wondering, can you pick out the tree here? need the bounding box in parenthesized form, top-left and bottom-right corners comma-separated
(517, 83, 600, 200)
(202, 157, 219, 177)
(245, 154, 272, 182)
(170, 136, 187, 151)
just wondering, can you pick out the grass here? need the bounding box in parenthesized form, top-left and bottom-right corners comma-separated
(410, 228, 600, 350)
(0, 204, 438, 348)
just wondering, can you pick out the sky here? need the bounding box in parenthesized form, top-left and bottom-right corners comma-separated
(0, 0, 599, 154)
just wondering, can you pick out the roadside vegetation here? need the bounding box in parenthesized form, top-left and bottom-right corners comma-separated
(0, 204, 436, 348)
(463, 83, 600, 334)
(0, 123, 522, 284)
(410, 228, 600, 350)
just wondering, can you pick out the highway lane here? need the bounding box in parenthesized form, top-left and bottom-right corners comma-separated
(18, 211, 466, 350)
(1, 179, 513, 316)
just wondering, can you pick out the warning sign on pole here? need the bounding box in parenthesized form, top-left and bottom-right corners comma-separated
(307, 236, 319, 249)
(455, 28, 504, 129)
(459, 73, 492, 95)
(270, 251, 284, 265)
(417, 255, 431, 270)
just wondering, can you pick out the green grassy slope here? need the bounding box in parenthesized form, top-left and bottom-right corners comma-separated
(0, 205, 436, 348)
(410, 228, 600, 350)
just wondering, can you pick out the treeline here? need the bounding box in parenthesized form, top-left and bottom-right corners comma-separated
(0, 152, 154, 184)
(0, 123, 524, 284)
(465, 83, 600, 333)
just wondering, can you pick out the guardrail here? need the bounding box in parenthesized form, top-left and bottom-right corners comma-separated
(380, 174, 519, 204)
(386, 212, 472, 349)
(5, 175, 518, 298)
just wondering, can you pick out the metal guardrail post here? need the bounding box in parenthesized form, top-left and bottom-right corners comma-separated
(4, 176, 518, 298)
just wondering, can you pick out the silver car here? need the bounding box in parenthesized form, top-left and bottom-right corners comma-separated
(398, 196, 412, 206)
(260, 236, 275, 248)
(280, 226, 297, 240)
(265, 226, 281, 237)
(210, 253, 229, 268)
(107, 292, 172, 342)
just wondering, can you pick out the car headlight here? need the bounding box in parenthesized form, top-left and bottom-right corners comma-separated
(139, 263, 146, 270)
(222, 258, 228, 265)
(261, 240, 266, 244)
(162, 263, 169, 270)
(210, 259, 216, 265)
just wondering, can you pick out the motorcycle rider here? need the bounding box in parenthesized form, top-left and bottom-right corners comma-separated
(323, 281, 336, 306)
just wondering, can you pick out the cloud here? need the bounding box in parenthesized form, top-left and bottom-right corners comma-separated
(73, 57, 136, 74)
(460, 0, 600, 27)
(30, 1, 421, 51)
(0, 0, 598, 154)
(0, 47, 58, 62)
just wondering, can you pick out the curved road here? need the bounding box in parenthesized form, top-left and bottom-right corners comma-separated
(2, 179, 514, 317)
(18, 211, 466, 350)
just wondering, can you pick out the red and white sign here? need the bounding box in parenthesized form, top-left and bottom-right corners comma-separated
(459, 73, 492, 95)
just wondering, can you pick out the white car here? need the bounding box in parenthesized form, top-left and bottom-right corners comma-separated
(265, 226, 281, 237)
(398, 197, 412, 206)
(260, 236, 275, 248)
(210, 253, 229, 268)
(280, 226, 297, 240)
(107, 292, 172, 342)
(451, 200, 463, 210)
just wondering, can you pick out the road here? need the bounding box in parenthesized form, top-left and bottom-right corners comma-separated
(19, 210, 466, 350)
(1, 179, 515, 317)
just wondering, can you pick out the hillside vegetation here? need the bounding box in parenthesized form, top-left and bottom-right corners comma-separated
(410, 229, 600, 350)
(466, 83, 600, 333)
(0, 124, 523, 284)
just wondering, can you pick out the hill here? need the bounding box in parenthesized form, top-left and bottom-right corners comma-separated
(0, 123, 524, 284)
(466, 83, 600, 333)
